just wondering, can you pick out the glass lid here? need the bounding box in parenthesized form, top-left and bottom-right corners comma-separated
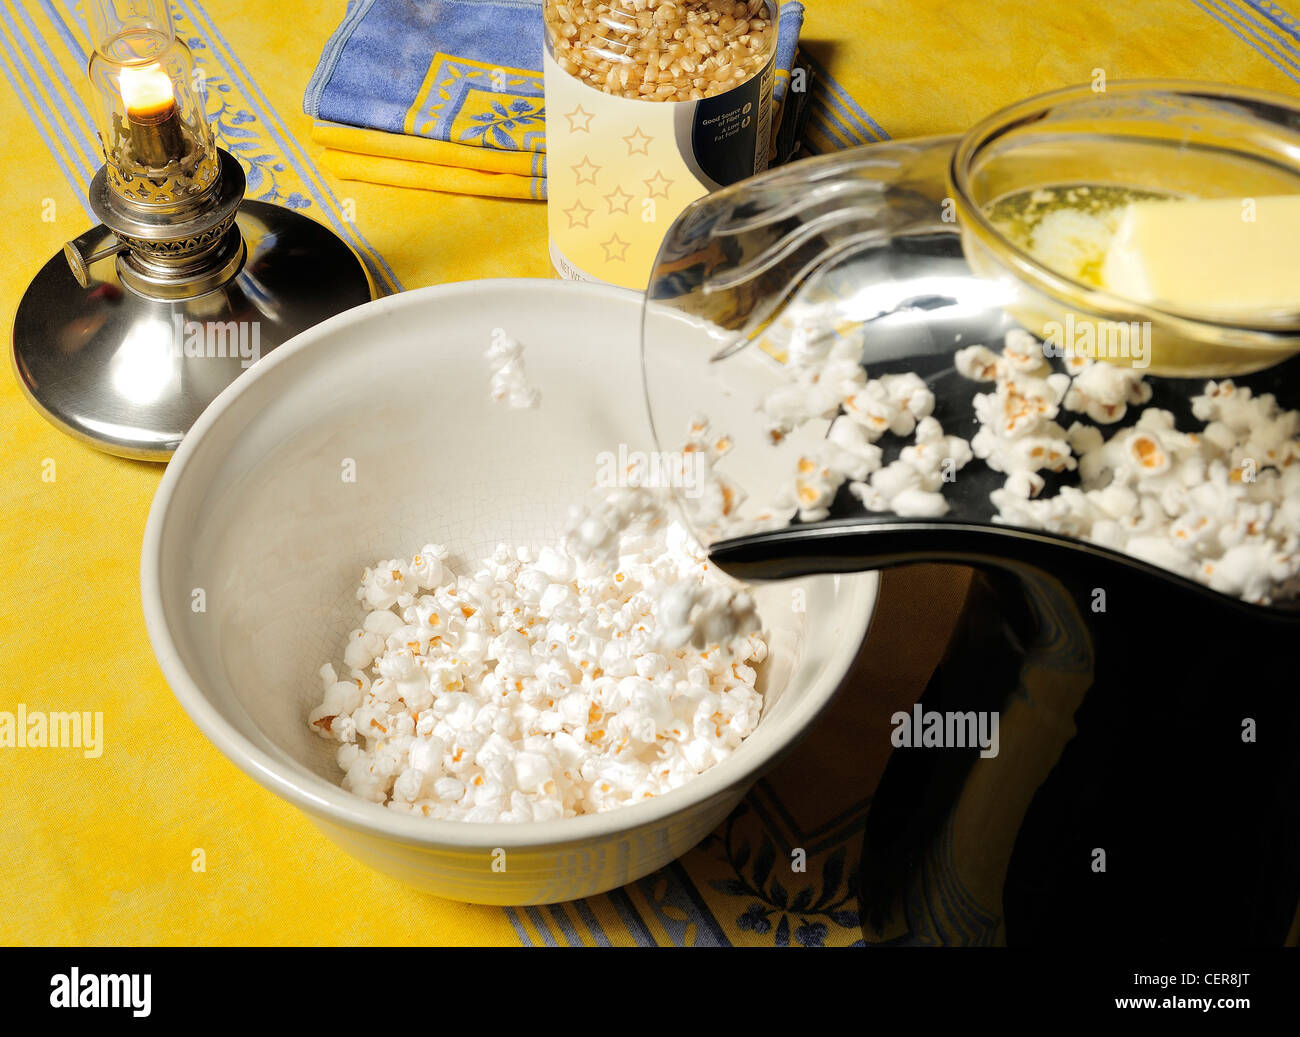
(641, 82, 1300, 613)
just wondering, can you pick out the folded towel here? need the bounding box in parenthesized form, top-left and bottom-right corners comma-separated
(314, 120, 547, 199)
(305, 0, 808, 199)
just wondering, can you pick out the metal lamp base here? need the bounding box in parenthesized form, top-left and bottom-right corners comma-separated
(11, 199, 373, 461)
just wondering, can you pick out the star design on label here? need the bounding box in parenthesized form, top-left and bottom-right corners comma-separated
(565, 104, 595, 133)
(622, 126, 652, 155)
(643, 170, 674, 198)
(572, 155, 600, 185)
(601, 233, 631, 262)
(604, 185, 633, 214)
(564, 199, 594, 229)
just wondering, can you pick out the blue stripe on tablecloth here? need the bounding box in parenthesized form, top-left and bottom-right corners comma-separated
(607, 886, 658, 945)
(0, 17, 93, 216)
(1220, 0, 1300, 66)
(1242, 0, 1300, 41)
(545, 902, 586, 945)
(1189, 0, 1300, 83)
(571, 897, 613, 946)
(175, 0, 403, 294)
(801, 49, 890, 142)
(523, 905, 559, 945)
(807, 101, 855, 150)
(666, 859, 732, 945)
(34, 0, 92, 72)
(1233, 0, 1300, 52)
(0, 4, 93, 184)
(17, 0, 97, 153)
(504, 906, 532, 946)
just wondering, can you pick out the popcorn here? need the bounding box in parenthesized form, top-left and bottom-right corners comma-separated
(845, 415, 972, 519)
(311, 499, 767, 822)
(824, 415, 885, 481)
(1002, 328, 1051, 374)
(842, 374, 935, 439)
(971, 427, 1077, 477)
(409, 545, 450, 589)
(959, 332, 1300, 605)
(747, 328, 969, 523)
(792, 454, 843, 523)
(359, 560, 417, 610)
(876, 372, 936, 433)
(1203, 541, 1295, 602)
(1062, 356, 1152, 424)
(1003, 470, 1046, 500)
(954, 344, 1001, 382)
(866, 459, 925, 501)
(485, 331, 541, 409)
(889, 486, 952, 518)
(705, 317, 1298, 607)
(957, 339, 1080, 513)
(972, 372, 1072, 439)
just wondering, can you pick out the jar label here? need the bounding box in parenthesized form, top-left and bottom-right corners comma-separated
(544, 48, 775, 291)
(684, 57, 774, 188)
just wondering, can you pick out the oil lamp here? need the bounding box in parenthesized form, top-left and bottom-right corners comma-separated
(11, 0, 372, 460)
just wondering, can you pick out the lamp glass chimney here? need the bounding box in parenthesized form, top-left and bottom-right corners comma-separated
(86, 0, 217, 200)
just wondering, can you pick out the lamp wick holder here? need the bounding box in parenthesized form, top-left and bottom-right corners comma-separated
(64, 145, 246, 300)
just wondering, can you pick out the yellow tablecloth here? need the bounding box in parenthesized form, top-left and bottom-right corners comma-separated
(3, 0, 1299, 945)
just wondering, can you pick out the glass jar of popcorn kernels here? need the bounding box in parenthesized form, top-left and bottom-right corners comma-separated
(543, 0, 778, 289)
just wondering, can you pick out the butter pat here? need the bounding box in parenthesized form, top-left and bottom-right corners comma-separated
(1101, 194, 1300, 314)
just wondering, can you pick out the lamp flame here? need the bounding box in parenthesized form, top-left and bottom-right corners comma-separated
(119, 62, 175, 121)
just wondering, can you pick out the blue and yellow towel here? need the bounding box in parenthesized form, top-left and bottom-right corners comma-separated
(305, 0, 808, 199)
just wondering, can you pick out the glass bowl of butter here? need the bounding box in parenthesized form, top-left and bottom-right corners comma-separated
(951, 80, 1300, 377)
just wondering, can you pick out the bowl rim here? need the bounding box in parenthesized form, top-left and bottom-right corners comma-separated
(948, 78, 1300, 339)
(141, 277, 879, 849)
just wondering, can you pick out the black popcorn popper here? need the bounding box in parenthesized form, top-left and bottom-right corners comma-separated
(642, 81, 1300, 945)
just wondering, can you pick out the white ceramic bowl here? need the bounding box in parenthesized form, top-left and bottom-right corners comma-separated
(141, 279, 877, 905)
